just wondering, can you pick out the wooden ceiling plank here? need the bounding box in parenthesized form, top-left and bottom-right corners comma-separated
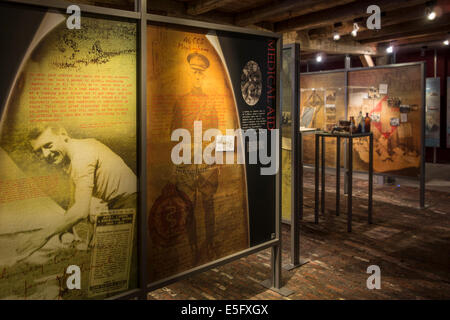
(266, 0, 356, 24)
(351, 13, 450, 41)
(357, 14, 450, 43)
(275, 0, 428, 33)
(284, 31, 378, 55)
(393, 33, 450, 46)
(148, 0, 234, 24)
(235, 0, 353, 27)
(309, 4, 428, 40)
(187, 0, 238, 15)
(361, 26, 450, 44)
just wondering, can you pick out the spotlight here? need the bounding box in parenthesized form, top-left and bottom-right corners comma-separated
(316, 54, 323, 63)
(444, 40, 449, 46)
(386, 46, 393, 54)
(351, 23, 359, 37)
(426, 5, 436, 20)
(333, 33, 340, 41)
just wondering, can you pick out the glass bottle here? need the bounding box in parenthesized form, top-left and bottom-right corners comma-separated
(365, 113, 371, 132)
(357, 111, 363, 133)
(349, 116, 356, 133)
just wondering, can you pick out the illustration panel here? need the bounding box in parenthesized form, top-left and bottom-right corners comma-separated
(448, 78, 450, 148)
(425, 77, 440, 147)
(300, 72, 346, 168)
(281, 48, 293, 222)
(0, 6, 138, 299)
(348, 65, 422, 176)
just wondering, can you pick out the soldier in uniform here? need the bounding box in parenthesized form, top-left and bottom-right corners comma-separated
(170, 52, 219, 261)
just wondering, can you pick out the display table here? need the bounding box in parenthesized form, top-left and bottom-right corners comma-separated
(314, 131, 373, 232)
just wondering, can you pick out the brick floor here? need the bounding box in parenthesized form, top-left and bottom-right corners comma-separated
(148, 170, 450, 300)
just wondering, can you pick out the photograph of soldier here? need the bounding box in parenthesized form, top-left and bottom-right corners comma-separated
(174, 52, 218, 261)
(151, 52, 219, 263)
(147, 27, 250, 282)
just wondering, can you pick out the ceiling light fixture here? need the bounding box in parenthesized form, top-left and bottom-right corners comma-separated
(427, 10, 436, 20)
(316, 54, 323, 63)
(426, 2, 437, 20)
(351, 23, 359, 37)
(444, 39, 449, 46)
(333, 32, 340, 41)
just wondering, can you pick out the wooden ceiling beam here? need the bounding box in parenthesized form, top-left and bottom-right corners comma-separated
(186, 0, 238, 15)
(235, 0, 354, 27)
(284, 31, 378, 56)
(148, 0, 234, 24)
(392, 33, 450, 46)
(395, 41, 450, 53)
(363, 27, 450, 44)
(360, 54, 375, 67)
(275, 0, 428, 33)
(309, 4, 429, 40)
(358, 14, 450, 44)
(309, 22, 355, 40)
(299, 53, 351, 65)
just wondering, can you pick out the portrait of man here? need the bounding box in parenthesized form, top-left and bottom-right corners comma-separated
(174, 52, 219, 260)
(16, 125, 137, 257)
(152, 52, 219, 263)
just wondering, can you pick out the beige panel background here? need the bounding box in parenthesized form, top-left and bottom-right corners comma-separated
(146, 25, 249, 283)
(348, 65, 422, 176)
(0, 15, 137, 299)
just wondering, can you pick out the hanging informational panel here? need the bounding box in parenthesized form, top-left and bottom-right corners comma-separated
(281, 47, 293, 222)
(425, 77, 440, 147)
(146, 24, 277, 283)
(348, 65, 422, 176)
(448, 77, 450, 148)
(300, 72, 346, 167)
(0, 4, 138, 299)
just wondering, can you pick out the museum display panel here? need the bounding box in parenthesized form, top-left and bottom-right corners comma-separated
(281, 47, 293, 222)
(348, 65, 423, 176)
(448, 77, 450, 149)
(146, 23, 278, 284)
(300, 71, 346, 168)
(425, 77, 441, 147)
(299, 64, 424, 178)
(0, 3, 138, 299)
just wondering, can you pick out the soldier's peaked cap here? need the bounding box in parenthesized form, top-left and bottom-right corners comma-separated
(187, 52, 210, 70)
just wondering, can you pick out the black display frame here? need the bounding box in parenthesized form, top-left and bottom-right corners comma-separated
(280, 44, 308, 271)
